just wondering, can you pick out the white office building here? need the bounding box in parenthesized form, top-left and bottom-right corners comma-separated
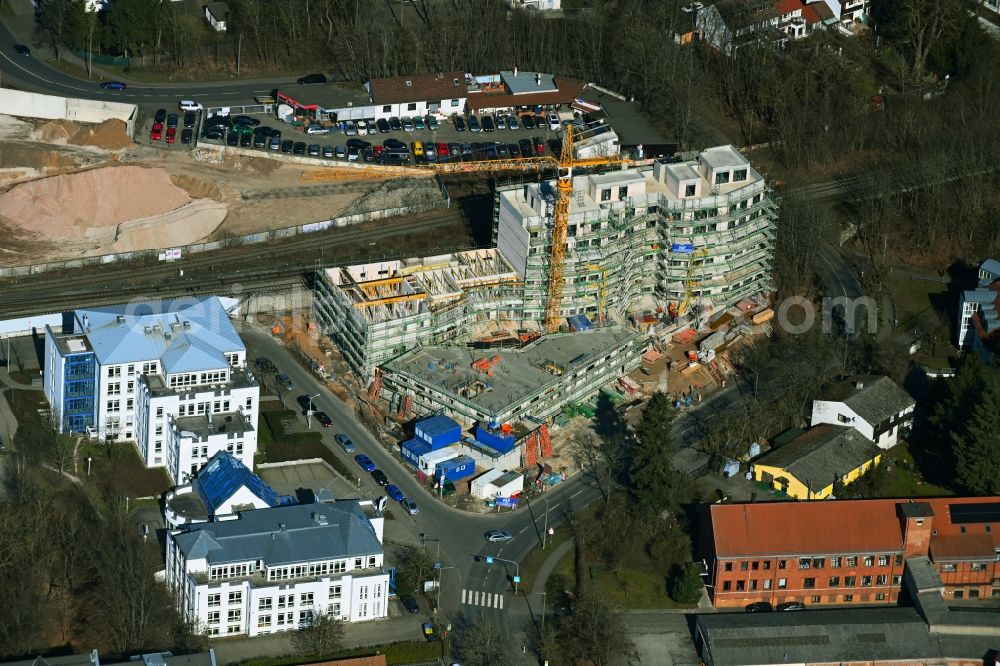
(166, 501, 390, 637)
(44, 297, 259, 482)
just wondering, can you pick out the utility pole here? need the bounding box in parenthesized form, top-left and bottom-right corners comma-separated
(543, 498, 549, 550)
(306, 393, 320, 429)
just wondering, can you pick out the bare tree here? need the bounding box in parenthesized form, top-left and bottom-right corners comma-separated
(291, 610, 344, 657)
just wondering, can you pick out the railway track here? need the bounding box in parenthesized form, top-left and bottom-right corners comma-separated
(0, 207, 473, 318)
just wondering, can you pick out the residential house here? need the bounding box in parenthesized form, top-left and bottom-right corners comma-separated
(752, 424, 883, 499)
(809, 375, 914, 449)
(957, 258, 1000, 357)
(204, 2, 229, 32)
(465, 70, 587, 115)
(506, 0, 561, 9)
(700, 496, 1000, 609)
(367, 71, 468, 120)
(696, 0, 780, 53)
(166, 501, 389, 637)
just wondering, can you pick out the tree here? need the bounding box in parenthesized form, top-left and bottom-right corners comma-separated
(953, 379, 1000, 494)
(291, 611, 344, 657)
(668, 563, 704, 604)
(555, 593, 632, 666)
(567, 429, 623, 502)
(452, 615, 511, 666)
(394, 544, 435, 596)
(629, 392, 689, 518)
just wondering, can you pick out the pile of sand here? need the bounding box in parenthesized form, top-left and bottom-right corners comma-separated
(0, 165, 191, 238)
(33, 118, 132, 150)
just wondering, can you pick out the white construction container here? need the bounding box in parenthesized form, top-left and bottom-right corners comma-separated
(470, 468, 525, 500)
(417, 445, 463, 475)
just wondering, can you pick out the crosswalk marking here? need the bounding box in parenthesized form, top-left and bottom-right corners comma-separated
(460, 588, 505, 609)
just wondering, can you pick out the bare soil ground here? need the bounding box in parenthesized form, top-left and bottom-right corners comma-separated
(0, 114, 438, 265)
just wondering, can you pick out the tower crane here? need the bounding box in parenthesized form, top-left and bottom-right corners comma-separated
(298, 123, 631, 332)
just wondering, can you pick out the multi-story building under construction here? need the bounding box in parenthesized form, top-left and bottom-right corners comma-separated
(314, 145, 776, 391)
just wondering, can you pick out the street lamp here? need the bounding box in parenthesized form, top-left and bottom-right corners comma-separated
(530, 590, 548, 633)
(484, 555, 521, 593)
(305, 393, 321, 429)
(87, 456, 92, 477)
(433, 561, 455, 615)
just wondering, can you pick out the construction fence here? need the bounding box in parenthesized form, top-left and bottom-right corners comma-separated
(0, 198, 449, 279)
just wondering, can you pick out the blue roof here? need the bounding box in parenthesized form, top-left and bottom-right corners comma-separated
(980, 259, 1000, 286)
(415, 414, 461, 438)
(193, 451, 280, 515)
(75, 297, 244, 372)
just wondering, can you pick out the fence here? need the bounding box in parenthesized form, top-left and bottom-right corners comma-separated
(0, 198, 449, 279)
(70, 49, 153, 68)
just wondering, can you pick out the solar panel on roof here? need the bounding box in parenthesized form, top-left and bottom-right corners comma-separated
(949, 502, 1000, 524)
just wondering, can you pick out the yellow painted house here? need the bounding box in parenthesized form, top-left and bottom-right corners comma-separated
(752, 424, 883, 500)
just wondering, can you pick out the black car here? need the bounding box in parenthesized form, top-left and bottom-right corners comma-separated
(183, 111, 196, 128)
(166, 114, 179, 129)
(509, 143, 521, 158)
(471, 141, 483, 157)
(389, 116, 402, 131)
(13, 44, 30, 57)
(253, 132, 268, 149)
(522, 114, 536, 130)
(181, 129, 193, 144)
(315, 411, 333, 427)
(322, 145, 335, 159)
(226, 132, 239, 147)
(519, 138, 534, 157)
(204, 115, 231, 129)
(237, 132, 250, 147)
(154, 108, 167, 124)
(481, 115, 495, 132)
(293, 142, 307, 155)
(448, 142, 461, 158)
(296, 395, 313, 413)
(203, 128, 224, 140)
(232, 115, 261, 127)
(346, 138, 370, 149)
(362, 146, 375, 162)
(745, 602, 773, 613)
(383, 138, 406, 150)
(280, 139, 294, 153)
(467, 115, 480, 132)
(485, 143, 497, 159)
(454, 115, 466, 132)
(496, 142, 509, 159)
(401, 596, 420, 614)
(371, 469, 389, 486)
(308, 143, 321, 156)
(376, 118, 391, 133)
(297, 73, 327, 85)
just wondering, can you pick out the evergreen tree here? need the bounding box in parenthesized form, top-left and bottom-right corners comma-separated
(668, 563, 704, 604)
(953, 380, 1000, 495)
(629, 392, 688, 518)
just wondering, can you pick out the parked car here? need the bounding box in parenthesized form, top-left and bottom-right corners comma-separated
(180, 112, 195, 129)
(411, 141, 424, 159)
(314, 411, 332, 427)
(373, 145, 384, 159)
(467, 115, 481, 132)
(296, 395, 314, 413)
(534, 136, 545, 155)
(293, 142, 307, 155)
(230, 123, 254, 135)
(482, 115, 495, 132)
(371, 469, 389, 486)
(522, 114, 536, 130)
(297, 73, 327, 85)
(347, 145, 360, 161)
(308, 143, 321, 157)
(362, 146, 375, 162)
(386, 485, 405, 502)
(253, 132, 268, 149)
(376, 118, 391, 133)
(276, 373, 295, 389)
(424, 142, 437, 162)
(402, 116, 414, 132)
(519, 138, 534, 157)
(233, 115, 260, 127)
(322, 145, 335, 159)
(280, 139, 294, 153)
(355, 120, 369, 135)
(401, 498, 419, 515)
(453, 115, 465, 132)
(204, 115, 231, 130)
(226, 132, 239, 147)
(426, 115, 439, 130)
(269, 134, 282, 150)
(547, 112, 561, 130)
(776, 602, 806, 611)
(203, 128, 224, 141)
(401, 595, 420, 613)
(344, 120, 357, 136)
(437, 142, 450, 160)
(150, 122, 163, 141)
(335, 434, 356, 453)
(346, 138, 370, 149)
(355, 454, 376, 472)
(100, 81, 126, 90)
(507, 114, 519, 130)
(389, 116, 402, 131)
(179, 100, 203, 111)
(413, 115, 425, 130)
(448, 142, 461, 158)
(153, 108, 167, 124)
(181, 129, 193, 144)
(484, 530, 513, 543)
(745, 602, 774, 613)
(335, 145, 347, 159)
(306, 124, 330, 135)
(13, 44, 30, 57)
(496, 142, 509, 159)
(508, 143, 520, 158)
(485, 143, 497, 159)
(239, 132, 251, 147)
(165, 114, 178, 129)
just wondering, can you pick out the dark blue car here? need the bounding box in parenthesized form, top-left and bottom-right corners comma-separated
(100, 81, 127, 90)
(386, 484, 405, 502)
(355, 454, 375, 472)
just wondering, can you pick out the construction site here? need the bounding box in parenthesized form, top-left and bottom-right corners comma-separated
(313, 139, 779, 434)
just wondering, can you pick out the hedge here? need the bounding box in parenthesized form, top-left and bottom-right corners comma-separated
(238, 638, 445, 666)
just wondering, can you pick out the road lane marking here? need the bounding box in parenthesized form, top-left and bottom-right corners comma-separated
(498, 594, 504, 609)
(461, 589, 467, 604)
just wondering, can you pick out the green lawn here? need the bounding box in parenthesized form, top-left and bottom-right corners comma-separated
(888, 272, 948, 330)
(590, 563, 693, 609)
(45, 57, 99, 81)
(881, 442, 954, 498)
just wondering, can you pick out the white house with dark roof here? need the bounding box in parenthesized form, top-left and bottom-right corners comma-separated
(957, 259, 1000, 354)
(166, 501, 389, 637)
(810, 375, 915, 449)
(44, 297, 259, 481)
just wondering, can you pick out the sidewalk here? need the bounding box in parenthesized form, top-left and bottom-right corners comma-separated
(529, 537, 574, 595)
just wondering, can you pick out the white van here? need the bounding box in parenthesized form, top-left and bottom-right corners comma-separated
(179, 100, 203, 111)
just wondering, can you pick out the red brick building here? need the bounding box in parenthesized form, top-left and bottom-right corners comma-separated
(701, 497, 1000, 608)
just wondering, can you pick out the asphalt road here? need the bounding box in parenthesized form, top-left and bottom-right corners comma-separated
(237, 324, 603, 631)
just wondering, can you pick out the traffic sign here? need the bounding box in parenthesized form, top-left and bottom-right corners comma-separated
(513, 575, 521, 584)
(485, 556, 494, 564)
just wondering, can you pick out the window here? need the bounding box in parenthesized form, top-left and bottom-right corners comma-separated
(762, 561, 771, 570)
(298, 610, 311, 624)
(941, 564, 957, 572)
(229, 591, 242, 605)
(971, 563, 987, 572)
(733, 168, 748, 181)
(893, 575, 902, 586)
(715, 171, 731, 185)
(106, 399, 120, 412)
(407, 103, 417, 111)
(803, 578, 815, 589)
(277, 595, 289, 609)
(722, 581, 731, 591)
(619, 186, 628, 200)
(368, 556, 377, 567)
(300, 592, 314, 605)
(798, 558, 811, 569)
(844, 594, 854, 602)
(450, 99, 460, 107)
(845, 576, 857, 587)
(812, 558, 825, 569)
(878, 555, 889, 566)
(954, 590, 964, 599)
(724, 562, 733, 572)
(207, 611, 220, 624)
(327, 603, 341, 615)
(740, 561, 749, 571)
(107, 382, 121, 395)
(354, 558, 362, 569)
(830, 557, 841, 567)
(107, 366, 121, 378)
(259, 598, 273, 611)
(895, 554, 903, 565)
(208, 593, 220, 607)
(846, 556, 858, 567)
(863, 556, 874, 567)
(276, 613, 288, 626)
(600, 188, 612, 202)
(750, 579, 758, 591)
(778, 578, 787, 589)
(861, 576, 872, 587)
(257, 615, 271, 628)
(227, 625, 240, 635)
(684, 184, 696, 197)
(969, 589, 980, 598)
(778, 560, 787, 569)
(811, 595, 821, 603)
(156, 407, 164, 418)
(382, 105, 391, 113)
(333, 561, 346, 573)
(876, 575, 888, 585)
(763, 579, 772, 590)
(875, 593, 886, 601)
(829, 576, 840, 587)
(736, 580, 745, 591)
(837, 413, 850, 423)
(227, 609, 241, 622)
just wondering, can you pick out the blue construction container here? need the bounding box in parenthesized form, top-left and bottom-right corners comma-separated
(415, 415, 462, 449)
(475, 424, 517, 453)
(436, 455, 476, 482)
(400, 438, 432, 468)
(567, 314, 593, 331)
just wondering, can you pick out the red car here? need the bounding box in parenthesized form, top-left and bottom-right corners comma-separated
(150, 122, 163, 141)
(315, 411, 332, 427)
(373, 145, 384, 158)
(436, 142, 448, 157)
(534, 136, 545, 155)
(166, 127, 177, 144)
